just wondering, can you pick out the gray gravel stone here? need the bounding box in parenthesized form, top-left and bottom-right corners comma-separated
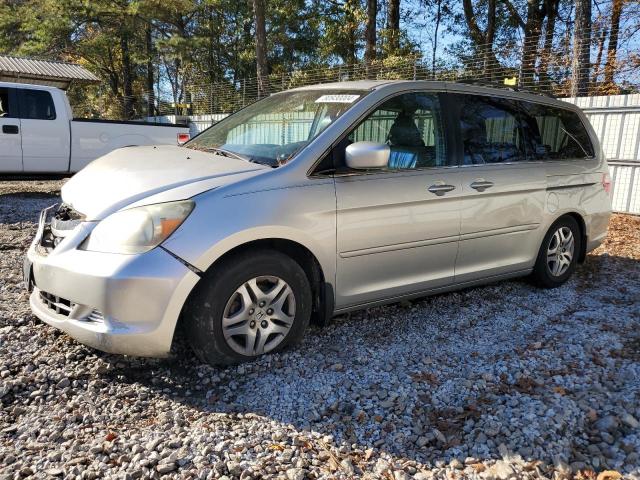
(0, 181, 639, 479)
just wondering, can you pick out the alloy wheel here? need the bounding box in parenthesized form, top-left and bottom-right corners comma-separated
(222, 276, 296, 356)
(546, 226, 575, 277)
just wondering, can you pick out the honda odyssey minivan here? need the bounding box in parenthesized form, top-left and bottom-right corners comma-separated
(25, 80, 612, 365)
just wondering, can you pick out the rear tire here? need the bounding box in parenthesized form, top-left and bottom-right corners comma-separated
(183, 249, 312, 366)
(531, 216, 582, 289)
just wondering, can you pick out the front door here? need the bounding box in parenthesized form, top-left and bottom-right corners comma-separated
(18, 88, 70, 173)
(0, 87, 22, 172)
(334, 91, 461, 308)
(446, 92, 546, 283)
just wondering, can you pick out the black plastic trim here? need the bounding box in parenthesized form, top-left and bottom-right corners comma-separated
(547, 182, 597, 191)
(72, 118, 189, 128)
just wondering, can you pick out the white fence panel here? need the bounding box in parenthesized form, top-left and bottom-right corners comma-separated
(547, 94, 640, 214)
(609, 162, 640, 214)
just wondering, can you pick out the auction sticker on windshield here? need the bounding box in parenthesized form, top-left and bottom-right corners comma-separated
(315, 94, 360, 103)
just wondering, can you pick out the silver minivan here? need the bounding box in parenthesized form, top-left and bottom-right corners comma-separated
(25, 80, 612, 365)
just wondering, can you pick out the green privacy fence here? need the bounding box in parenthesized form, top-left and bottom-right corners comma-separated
(225, 112, 316, 145)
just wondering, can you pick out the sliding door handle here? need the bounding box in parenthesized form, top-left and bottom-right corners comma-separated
(428, 184, 456, 196)
(470, 180, 494, 192)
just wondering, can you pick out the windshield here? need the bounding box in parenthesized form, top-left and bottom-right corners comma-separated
(185, 90, 367, 167)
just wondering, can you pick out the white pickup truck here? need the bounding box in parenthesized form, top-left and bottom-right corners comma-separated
(0, 82, 190, 174)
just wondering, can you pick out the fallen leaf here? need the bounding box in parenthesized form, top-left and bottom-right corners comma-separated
(104, 432, 117, 442)
(553, 386, 567, 395)
(596, 470, 622, 480)
(575, 470, 597, 480)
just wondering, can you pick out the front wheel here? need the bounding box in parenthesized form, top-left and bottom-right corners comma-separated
(531, 216, 582, 288)
(183, 250, 312, 366)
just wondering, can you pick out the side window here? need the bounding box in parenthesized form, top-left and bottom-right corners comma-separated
(0, 88, 17, 118)
(347, 92, 449, 169)
(19, 89, 56, 120)
(454, 94, 526, 165)
(519, 102, 594, 160)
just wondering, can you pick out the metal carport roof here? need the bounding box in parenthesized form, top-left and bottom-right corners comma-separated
(0, 54, 99, 89)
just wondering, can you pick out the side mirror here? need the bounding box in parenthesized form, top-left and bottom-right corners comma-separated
(345, 141, 390, 170)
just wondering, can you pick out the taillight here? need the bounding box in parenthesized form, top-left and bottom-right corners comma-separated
(602, 172, 612, 195)
(177, 132, 190, 145)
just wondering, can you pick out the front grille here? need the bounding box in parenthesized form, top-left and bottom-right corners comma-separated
(39, 291, 75, 317)
(38, 290, 105, 324)
(85, 310, 105, 324)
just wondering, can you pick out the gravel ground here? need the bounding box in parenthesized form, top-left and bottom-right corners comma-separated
(1, 179, 639, 480)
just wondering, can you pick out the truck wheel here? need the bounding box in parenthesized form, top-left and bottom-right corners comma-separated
(531, 216, 582, 289)
(184, 250, 312, 366)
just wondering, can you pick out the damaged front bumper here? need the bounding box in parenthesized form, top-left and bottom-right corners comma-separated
(25, 206, 200, 357)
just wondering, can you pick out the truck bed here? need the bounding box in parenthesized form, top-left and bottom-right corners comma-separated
(69, 119, 190, 172)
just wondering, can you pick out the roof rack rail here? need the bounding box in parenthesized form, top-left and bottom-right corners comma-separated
(453, 78, 556, 99)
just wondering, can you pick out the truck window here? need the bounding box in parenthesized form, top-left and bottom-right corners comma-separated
(19, 89, 56, 120)
(518, 101, 594, 160)
(0, 87, 17, 118)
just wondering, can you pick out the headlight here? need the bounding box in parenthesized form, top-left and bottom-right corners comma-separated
(81, 200, 194, 254)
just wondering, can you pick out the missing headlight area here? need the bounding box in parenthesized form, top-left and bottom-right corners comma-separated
(51, 203, 84, 233)
(37, 204, 84, 254)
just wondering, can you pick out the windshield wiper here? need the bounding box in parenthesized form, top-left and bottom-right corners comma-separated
(210, 147, 252, 162)
(189, 145, 252, 162)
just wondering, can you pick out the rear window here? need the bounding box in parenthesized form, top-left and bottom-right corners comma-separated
(518, 102, 594, 160)
(19, 89, 56, 120)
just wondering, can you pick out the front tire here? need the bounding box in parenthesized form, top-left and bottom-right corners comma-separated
(183, 250, 312, 366)
(531, 216, 582, 288)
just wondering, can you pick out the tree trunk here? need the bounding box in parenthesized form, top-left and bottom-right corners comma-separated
(431, 0, 442, 78)
(120, 31, 133, 119)
(604, 0, 623, 85)
(365, 0, 377, 63)
(520, 0, 546, 88)
(252, 0, 269, 98)
(539, 0, 559, 87)
(571, 0, 591, 96)
(484, 0, 496, 78)
(345, 0, 358, 64)
(591, 25, 607, 84)
(463, 0, 499, 79)
(145, 24, 155, 117)
(106, 47, 119, 97)
(387, 0, 400, 53)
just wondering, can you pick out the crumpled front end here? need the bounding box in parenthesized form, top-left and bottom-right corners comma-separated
(25, 203, 200, 357)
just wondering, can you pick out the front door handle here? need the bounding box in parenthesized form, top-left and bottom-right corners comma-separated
(2, 125, 19, 134)
(470, 180, 494, 192)
(427, 184, 456, 196)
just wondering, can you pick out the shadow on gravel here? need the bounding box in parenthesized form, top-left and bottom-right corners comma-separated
(90, 253, 640, 469)
(0, 192, 60, 224)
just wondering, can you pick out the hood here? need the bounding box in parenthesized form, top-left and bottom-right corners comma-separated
(62, 145, 268, 220)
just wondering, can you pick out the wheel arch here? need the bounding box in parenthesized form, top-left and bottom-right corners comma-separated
(553, 211, 588, 263)
(180, 238, 334, 332)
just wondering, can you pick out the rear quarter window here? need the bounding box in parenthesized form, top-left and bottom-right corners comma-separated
(519, 101, 594, 160)
(19, 89, 56, 120)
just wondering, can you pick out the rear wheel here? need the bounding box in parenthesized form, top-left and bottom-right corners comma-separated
(184, 250, 312, 365)
(531, 216, 582, 288)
